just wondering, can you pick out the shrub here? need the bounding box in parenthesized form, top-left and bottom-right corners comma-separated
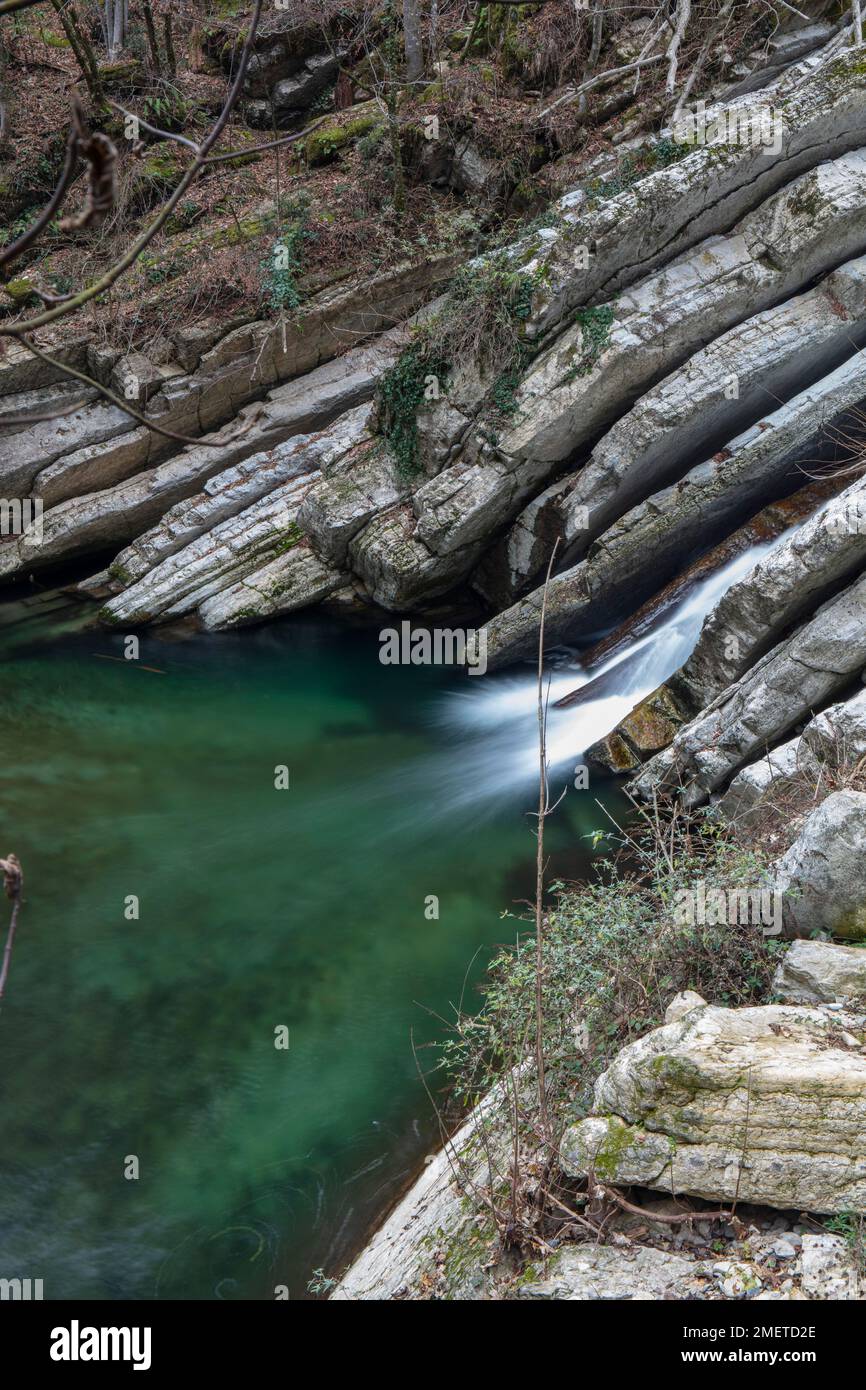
(441, 814, 782, 1125)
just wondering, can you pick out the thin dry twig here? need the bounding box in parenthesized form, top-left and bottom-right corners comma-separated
(0, 855, 24, 1002)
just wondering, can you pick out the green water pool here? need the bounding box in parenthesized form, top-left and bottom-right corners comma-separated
(0, 610, 624, 1299)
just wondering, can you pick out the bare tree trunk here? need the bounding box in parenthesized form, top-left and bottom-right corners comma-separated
(111, 0, 126, 56)
(665, 0, 692, 96)
(386, 81, 406, 213)
(164, 12, 177, 75)
(403, 0, 424, 82)
(50, 0, 103, 102)
(854, 1, 864, 47)
(142, 0, 163, 73)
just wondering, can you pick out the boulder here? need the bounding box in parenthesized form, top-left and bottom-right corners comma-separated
(774, 939, 866, 1006)
(802, 683, 866, 769)
(271, 53, 342, 128)
(774, 790, 866, 941)
(715, 735, 820, 825)
(560, 995, 866, 1213)
(515, 1244, 705, 1301)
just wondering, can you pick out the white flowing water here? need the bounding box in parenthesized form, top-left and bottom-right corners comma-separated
(433, 539, 781, 810)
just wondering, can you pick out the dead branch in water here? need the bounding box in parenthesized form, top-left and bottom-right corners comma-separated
(0, 855, 24, 1001)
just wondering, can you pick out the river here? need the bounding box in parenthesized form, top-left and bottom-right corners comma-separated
(0, 541, 769, 1299)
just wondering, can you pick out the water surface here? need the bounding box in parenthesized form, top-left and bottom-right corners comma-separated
(0, 611, 624, 1299)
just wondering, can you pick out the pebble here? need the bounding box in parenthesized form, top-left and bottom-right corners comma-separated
(772, 1239, 798, 1259)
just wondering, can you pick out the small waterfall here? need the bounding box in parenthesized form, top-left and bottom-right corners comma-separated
(432, 539, 780, 810)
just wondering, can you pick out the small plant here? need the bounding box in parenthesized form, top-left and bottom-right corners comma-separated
(442, 813, 781, 1123)
(142, 88, 192, 134)
(580, 138, 691, 207)
(825, 1213, 866, 1273)
(557, 303, 616, 383)
(307, 1268, 338, 1296)
(377, 256, 541, 475)
(260, 195, 315, 315)
(378, 338, 449, 479)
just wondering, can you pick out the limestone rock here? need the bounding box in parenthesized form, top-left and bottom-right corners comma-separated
(774, 791, 866, 941)
(348, 507, 469, 609)
(487, 253, 866, 600)
(715, 735, 820, 825)
(632, 572, 866, 808)
(271, 53, 342, 127)
(588, 686, 688, 772)
(332, 1076, 520, 1300)
(110, 352, 163, 406)
(298, 440, 404, 567)
(2, 396, 129, 497)
(497, 147, 866, 467)
(103, 404, 371, 610)
(676, 478, 866, 711)
(100, 473, 320, 627)
(560, 1000, 866, 1212)
(520, 48, 866, 343)
(774, 939, 866, 1006)
(487, 356, 866, 670)
(802, 684, 866, 769)
(799, 1233, 861, 1299)
(197, 545, 343, 630)
(516, 1244, 702, 1301)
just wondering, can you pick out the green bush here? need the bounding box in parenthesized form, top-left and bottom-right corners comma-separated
(441, 817, 782, 1123)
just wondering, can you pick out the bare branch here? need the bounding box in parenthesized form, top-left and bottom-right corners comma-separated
(666, 0, 692, 97)
(108, 99, 200, 151)
(202, 116, 328, 166)
(0, 0, 264, 337)
(15, 334, 265, 449)
(0, 854, 23, 1003)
